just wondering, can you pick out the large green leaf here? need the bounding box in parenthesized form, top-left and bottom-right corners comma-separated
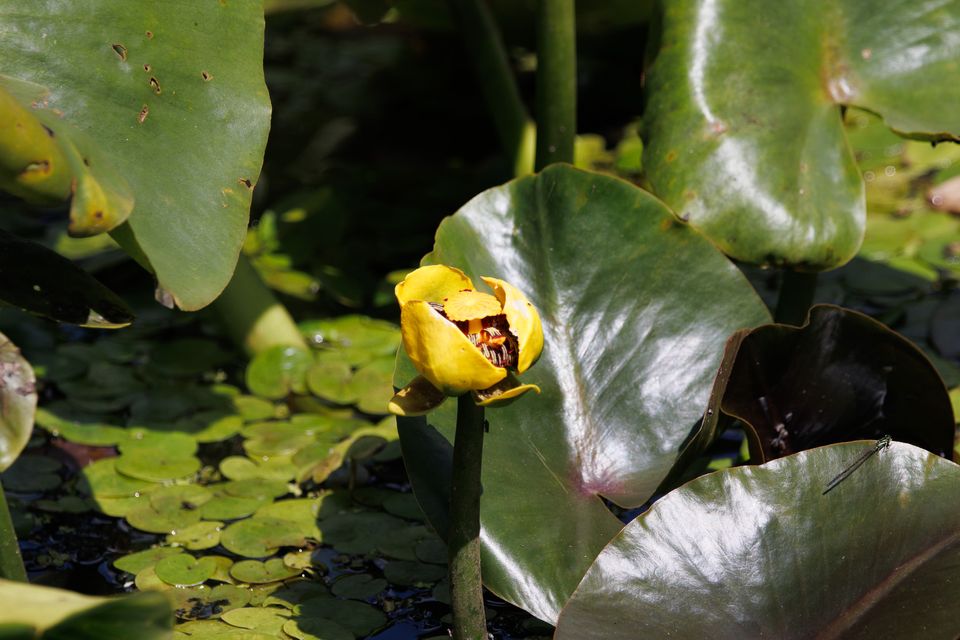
(555, 441, 960, 639)
(0, 579, 172, 639)
(0, 230, 133, 328)
(396, 164, 770, 622)
(0, 1, 271, 310)
(0, 333, 36, 473)
(643, 0, 960, 270)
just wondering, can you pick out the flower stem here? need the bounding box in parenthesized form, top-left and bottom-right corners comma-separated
(534, 0, 577, 171)
(774, 269, 818, 326)
(447, 0, 534, 177)
(0, 481, 27, 582)
(448, 394, 487, 640)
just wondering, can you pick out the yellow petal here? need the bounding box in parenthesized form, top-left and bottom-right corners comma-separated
(401, 301, 506, 395)
(442, 290, 502, 321)
(388, 376, 447, 416)
(472, 373, 541, 407)
(482, 277, 544, 373)
(395, 265, 473, 306)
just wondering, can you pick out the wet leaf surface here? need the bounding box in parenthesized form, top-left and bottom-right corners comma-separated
(555, 442, 960, 640)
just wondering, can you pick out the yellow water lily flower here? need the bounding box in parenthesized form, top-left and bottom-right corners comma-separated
(389, 264, 544, 416)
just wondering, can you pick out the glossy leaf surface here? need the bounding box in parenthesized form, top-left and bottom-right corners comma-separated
(714, 305, 954, 462)
(644, 0, 960, 270)
(0, 2, 271, 309)
(0, 230, 133, 328)
(0, 333, 36, 472)
(0, 579, 172, 639)
(555, 442, 960, 639)
(396, 164, 770, 622)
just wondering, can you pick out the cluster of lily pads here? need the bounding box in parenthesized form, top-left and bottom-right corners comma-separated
(1, 310, 540, 639)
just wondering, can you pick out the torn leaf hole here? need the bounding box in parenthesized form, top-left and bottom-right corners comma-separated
(149, 77, 161, 95)
(143, 63, 152, 72)
(201, 71, 213, 81)
(83, 157, 91, 167)
(137, 104, 149, 124)
(41, 124, 55, 138)
(21, 160, 51, 176)
(145, 30, 154, 39)
(238, 178, 253, 189)
(111, 43, 127, 61)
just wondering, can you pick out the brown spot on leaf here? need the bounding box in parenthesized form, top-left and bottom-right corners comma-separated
(93, 211, 104, 220)
(143, 63, 152, 72)
(137, 104, 149, 124)
(83, 157, 91, 167)
(201, 70, 213, 81)
(238, 178, 253, 189)
(145, 30, 154, 39)
(665, 149, 678, 163)
(149, 77, 161, 95)
(111, 43, 127, 61)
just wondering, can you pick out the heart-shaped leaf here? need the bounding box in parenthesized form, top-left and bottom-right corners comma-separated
(396, 164, 770, 621)
(0, 333, 36, 472)
(0, 230, 133, 328)
(643, 0, 960, 270)
(555, 441, 960, 639)
(0, 2, 271, 309)
(709, 305, 954, 463)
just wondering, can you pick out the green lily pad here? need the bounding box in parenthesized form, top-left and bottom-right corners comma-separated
(119, 432, 198, 457)
(245, 347, 313, 400)
(350, 358, 394, 415)
(643, 0, 960, 270)
(398, 164, 770, 622)
(79, 458, 155, 499)
(219, 456, 296, 482)
(147, 339, 232, 376)
(306, 360, 357, 405)
(178, 412, 245, 444)
(167, 521, 224, 551)
(0, 3, 270, 310)
(229, 558, 301, 584)
(319, 511, 409, 555)
(295, 597, 386, 637)
(252, 497, 328, 540)
(59, 361, 146, 399)
(200, 495, 268, 521)
(170, 584, 252, 621)
(220, 517, 307, 558)
(115, 450, 200, 482)
(126, 501, 203, 535)
(222, 479, 289, 500)
(232, 396, 278, 422)
(555, 442, 960, 639)
(382, 492, 425, 521)
(414, 536, 447, 565)
(1, 455, 60, 492)
(220, 607, 291, 635)
(382, 560, 447, 587)
(300, 315, 400, 366)
(331, 574, 388, 600)
(262, 581, 331, 609)
(35, 403, 130, 447)
(155, 554, 218, 587)
(114, 546, 184, 575)
(377, 524, 433, 562)
(283, 618, 352, 640)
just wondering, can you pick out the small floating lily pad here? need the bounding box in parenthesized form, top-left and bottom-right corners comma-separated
(222, 479, 289, 500)
(201, 495, 267, 521)
(382, 493, 424, 522)
(148, 338, 232, 376)
(170, 584, 252, 620)
(220, 517, 307, 558)
(79, 458, 154, 498)
(331, 573, 388, 600)
(263, 580, 330, 609)
(35, 404, 130, 446)
(155, 554, 218, 587)
(230, 558, 302, 584)
(114, 546, 185, 575)
(221, 606, 291, 635)
(283, 618, 353, 640)
(320, 511, 408, 554)
(1, 455, 61, 492)
(415, 536, 448, 565)
(245, 346, 313, 399)
(167, 521, 224, 550)
(119, 432, 198, 457)
(233, 395, 277, 422)
(115, 450, 201, 482)
(296, 596, 387, 637)
(306, 361, 357, 405)
(383, 560, 447, 587)
(219, 456, 296, 482)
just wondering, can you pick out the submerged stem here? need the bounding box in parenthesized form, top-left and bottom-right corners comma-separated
(0, 481, 27, 582)
(448, 394, 487, 640)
